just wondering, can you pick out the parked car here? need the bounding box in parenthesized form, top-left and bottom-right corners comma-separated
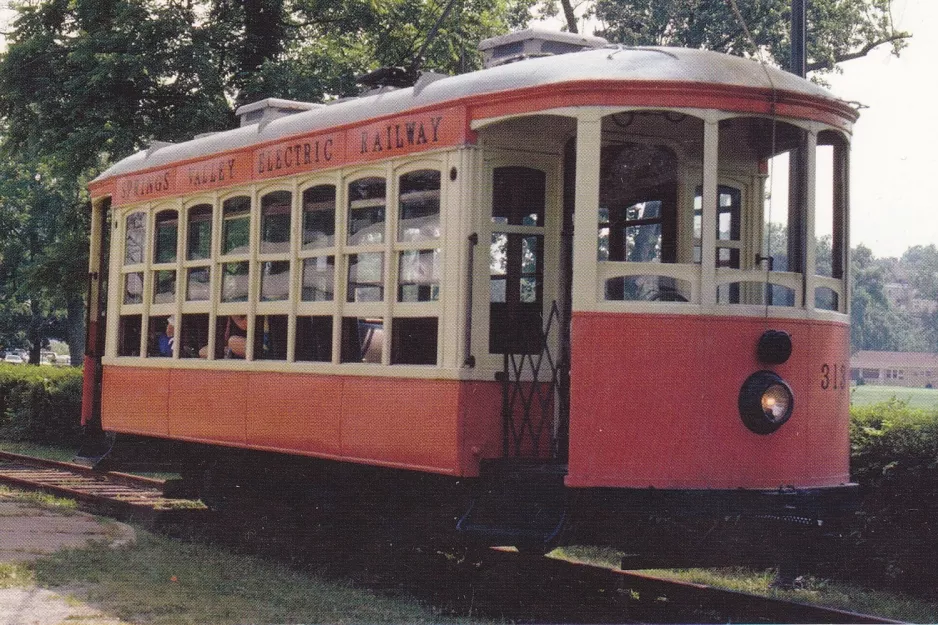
(3, 353, 24, 365)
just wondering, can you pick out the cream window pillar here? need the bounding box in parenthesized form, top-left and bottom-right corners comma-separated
(700, 117, 720, 308)
(88, 200, 104, 328)
(572, 114, 602, 309)
(803, 129, 818, 309)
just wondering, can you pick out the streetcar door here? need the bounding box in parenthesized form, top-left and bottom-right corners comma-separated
(485, 154, 568, 461)
(488, 165, 547, 355)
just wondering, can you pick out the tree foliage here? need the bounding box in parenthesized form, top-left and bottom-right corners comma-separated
(588, 0, 908, 76)
(851, 244, 938, 353)
(0, 0, 531, 360)
(0, 158, 86, 361)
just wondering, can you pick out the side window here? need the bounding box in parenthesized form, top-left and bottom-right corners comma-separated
(152, 210, 178, 305)
(260, 191, 291, 254)
(255, 191, 292, 359)
(185, 205, 212, 302)
(695, 185, 742, 302)
(597, 143, 679, 301)
(220, 196, 251, 303)
(118, 210, 147, 357)
(187, 204, 212, 261)
(301, 185, 337, 304)
(347, 177, 386, 246)
(297, 184, 337, 364)
(154, 210, 178, 264)
(302, 185, 336, 250)
(393, 169, 441, 366)
(343, 177, 386, 363)
(397, 170, 441, 303)
(124, 211, 146, 265)
(814, 130, 848, 312)
(222, 196, 250, 255)
(258, 191, 292, 303)
(345, 177, 386, 304)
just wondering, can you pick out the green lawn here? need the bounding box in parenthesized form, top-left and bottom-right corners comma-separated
(0, 487, 476, 625)
(851, 384, 938, 410)
(554, 547, 938, 623)
(0, 440, 78, 462)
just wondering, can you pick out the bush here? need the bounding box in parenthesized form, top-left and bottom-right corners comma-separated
(846, 399, 938, 597)
(0, 363, 83, 447)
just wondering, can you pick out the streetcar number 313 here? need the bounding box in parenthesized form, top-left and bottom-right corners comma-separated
(821, 363, 847, 390)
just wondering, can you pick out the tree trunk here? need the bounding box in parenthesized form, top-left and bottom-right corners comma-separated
(28, 299, 42, 365)
(237, 0, 285, 104)
(66, 292, 85, 366)
(560, 0, 578, 33)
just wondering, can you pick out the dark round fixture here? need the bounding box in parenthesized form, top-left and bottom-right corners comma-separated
(757, 329, 792, 364)
(738, 371, 795, 435)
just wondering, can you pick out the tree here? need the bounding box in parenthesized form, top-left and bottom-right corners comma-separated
(0, 157, 82, 363)
(849, 244, 937, 353)
(587, 0, 908, 77)
(0, 0, 232, 182)
(902, 244, 938, 301)
(0, 0, 534, 361)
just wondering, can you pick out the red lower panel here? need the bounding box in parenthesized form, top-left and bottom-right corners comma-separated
(99, 367, 499, 475)
(339, 376, 459, 471)
(566, 312, 851, 490)
(168, 370, 248, 445)
(101, 367, 170, 437)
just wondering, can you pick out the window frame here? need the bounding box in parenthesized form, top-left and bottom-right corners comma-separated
(105, 152, 454, 372)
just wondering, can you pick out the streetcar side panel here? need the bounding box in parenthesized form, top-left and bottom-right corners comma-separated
(566, 314, 851, 489)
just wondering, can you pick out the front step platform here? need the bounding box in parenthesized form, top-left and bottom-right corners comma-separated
(457, 460, 568, 551)
(73, 433, 183, 473)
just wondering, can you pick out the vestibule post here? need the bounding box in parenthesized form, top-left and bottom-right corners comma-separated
(571, 114, 603, 309)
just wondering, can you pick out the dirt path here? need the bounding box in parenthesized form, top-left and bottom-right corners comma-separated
(0, 499, 136, 625)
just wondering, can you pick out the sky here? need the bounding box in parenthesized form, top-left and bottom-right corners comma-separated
(822, 0, 938, 258)
(1, 1, 934, 259)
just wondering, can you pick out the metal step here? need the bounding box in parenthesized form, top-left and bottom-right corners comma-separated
(457, 460, 567, 551)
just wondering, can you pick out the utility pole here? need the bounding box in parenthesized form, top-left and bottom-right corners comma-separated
(791, 0, 807, 77)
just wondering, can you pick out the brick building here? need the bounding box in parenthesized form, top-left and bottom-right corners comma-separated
(851, 351, 938, 388)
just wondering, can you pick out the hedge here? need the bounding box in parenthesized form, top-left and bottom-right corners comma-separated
(844, 398, 938, 597)
(0, 363, 84, 447)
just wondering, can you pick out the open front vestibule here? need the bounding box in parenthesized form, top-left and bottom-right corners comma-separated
(471, 108, 850, 462)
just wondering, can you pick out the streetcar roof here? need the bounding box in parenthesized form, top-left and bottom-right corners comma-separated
(94, 46, 850, 182)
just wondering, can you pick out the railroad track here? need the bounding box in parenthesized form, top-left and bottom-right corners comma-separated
(0, 450, 205, 519)
(465, 547, 904, 624)
(522, 553, 904, 624)
(0, 451, 903, 623)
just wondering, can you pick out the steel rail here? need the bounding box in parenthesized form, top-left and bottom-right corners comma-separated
(540, 553, 902, 624)
(0, 450, 203, 517)
(481, 548, 903, 624)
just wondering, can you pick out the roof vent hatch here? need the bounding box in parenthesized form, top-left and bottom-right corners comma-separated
(478, 28, 608, 68)
(235, 98, 324, 128)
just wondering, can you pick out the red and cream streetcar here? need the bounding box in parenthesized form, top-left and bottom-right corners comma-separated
(82, 29, 857, 554)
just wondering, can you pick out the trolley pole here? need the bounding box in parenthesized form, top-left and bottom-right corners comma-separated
(791, 0, 807, 77)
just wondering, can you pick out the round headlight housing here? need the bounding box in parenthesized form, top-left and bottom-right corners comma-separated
(739, 371, 794, 435)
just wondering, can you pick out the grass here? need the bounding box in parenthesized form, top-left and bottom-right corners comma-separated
(0, 440, 180, 481)
(0, 484, 79, 511)
(25, 534, 465, 624)
(0, 489, 476, 625)
(851, 384, 938, 410)
(553, 546, 938, 624)
(0, 562, 35, 589)
(0, 440, 79, 462)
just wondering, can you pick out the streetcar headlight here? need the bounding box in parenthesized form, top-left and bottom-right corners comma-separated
(739, 371, 794, 434)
